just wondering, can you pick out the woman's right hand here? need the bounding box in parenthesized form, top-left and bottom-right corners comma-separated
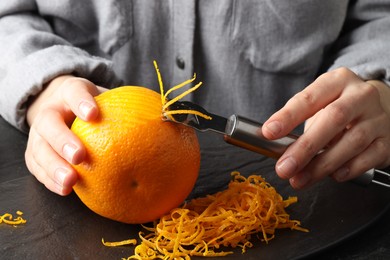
(25, 75, 107, 196)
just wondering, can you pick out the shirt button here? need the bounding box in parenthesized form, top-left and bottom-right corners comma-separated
(176, 56, 185, 70)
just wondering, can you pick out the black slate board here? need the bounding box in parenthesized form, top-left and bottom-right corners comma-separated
(1, 117, 389, 259)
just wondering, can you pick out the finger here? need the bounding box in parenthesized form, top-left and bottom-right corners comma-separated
(332, 137, 390, 182)
(59, 77, 101, 123)
(30, 130, 79, 188)
(26, 156, 63, 195)
(317, 114, 382, 174)
(290, 124, 390, 189)
(263, 68, 361, 139)
(28, 157, 75, 196)
(288, 130, 371, 189)
(33, 108, 86, 165)
(25, 130, 78, 195)
(304, 110, 346, 146)
(28, 158, 76, 196)
(289, 171, 314, 190)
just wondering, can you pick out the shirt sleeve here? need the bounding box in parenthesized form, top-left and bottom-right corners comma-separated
(325, 0, 390, 86)
(0, 3, 121, 132)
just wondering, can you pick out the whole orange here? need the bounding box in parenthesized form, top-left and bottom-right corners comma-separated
(71, 86, 200, 224)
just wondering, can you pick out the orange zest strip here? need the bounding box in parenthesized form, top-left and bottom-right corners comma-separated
(101, 238, 137, 247)
(153, 60, 166, 106)
(0, 211, 27, 226)
(163, 110, 212, 120)
(163, 73, 197, 100)
(122, 172, 308, 259)
(153, 60, 212, 121)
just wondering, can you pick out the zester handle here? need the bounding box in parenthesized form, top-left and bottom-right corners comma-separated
(223, 115, 375, 186)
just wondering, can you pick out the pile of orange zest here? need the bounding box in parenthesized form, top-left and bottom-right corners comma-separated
(0, 211, 27, 226)
(153, 60, 212, 121)
(102, 238, 137, 247)
(119, 172, 308, 259)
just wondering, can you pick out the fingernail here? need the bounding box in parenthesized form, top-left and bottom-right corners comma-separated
(79, 101, 94, 119)
(333, 167, 350, 182)
(54, 168, 68, 186)
(54, 183, 64, 195)
(265, 121, 282, 137)
(276, 156, 298, 179)
(290, 173, 311, 189)
(63, 143, 79, 164)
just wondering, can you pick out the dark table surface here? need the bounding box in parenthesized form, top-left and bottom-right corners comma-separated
(1, 115, 390, 260)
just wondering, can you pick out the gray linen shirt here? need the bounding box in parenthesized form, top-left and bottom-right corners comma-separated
(1, 0, 390, 133)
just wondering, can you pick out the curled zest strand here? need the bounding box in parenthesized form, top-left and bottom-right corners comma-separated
(112, 172, 308, 259)
(153, 60, 212, 121)
(0, 211, 27, 226)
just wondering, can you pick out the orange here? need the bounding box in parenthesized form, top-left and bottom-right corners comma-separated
(71, 86, 200, 224)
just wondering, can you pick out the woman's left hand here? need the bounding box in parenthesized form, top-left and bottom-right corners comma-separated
(262, 67, 390, 189)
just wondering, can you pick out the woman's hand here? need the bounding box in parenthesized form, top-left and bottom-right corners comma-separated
(25, 75, 107, 195)
(262, 67, 390, 189)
